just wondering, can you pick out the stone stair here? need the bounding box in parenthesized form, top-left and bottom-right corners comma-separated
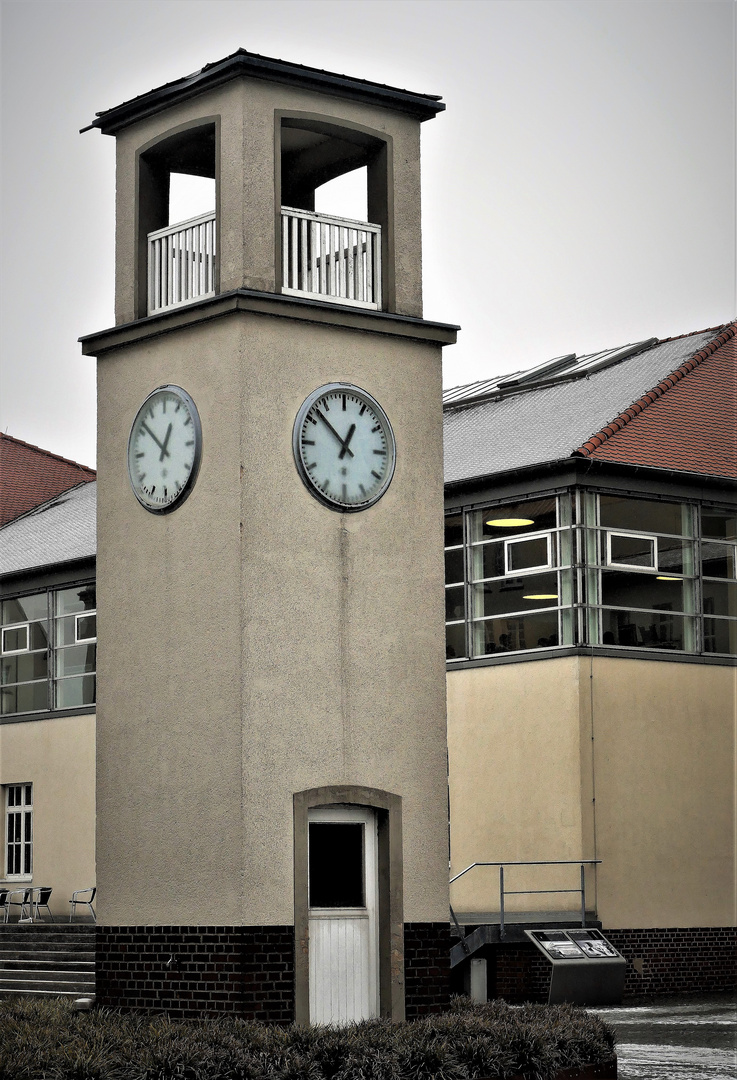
(0, 923, 95, 998)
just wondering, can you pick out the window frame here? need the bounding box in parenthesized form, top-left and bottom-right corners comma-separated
(606, 531, 658, 571)
(4, 782, 33, 880)
(1, 623, 30, 655)
(504, 531, 553, 576)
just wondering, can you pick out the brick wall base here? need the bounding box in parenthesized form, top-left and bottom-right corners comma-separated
(404, 921, 451, 1018)
(97, 922, 453, 1021)
(479, 926, 737, 1003)
(96, 926, 294, 1022)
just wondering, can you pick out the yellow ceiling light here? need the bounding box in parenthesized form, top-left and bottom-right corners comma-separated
(523, 593, 558, 600)
(656, 575, 680, 581)
(486, 517, 534, 527)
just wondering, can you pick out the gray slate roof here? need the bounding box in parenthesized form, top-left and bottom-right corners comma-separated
(0, 481, 97, 576)
(443, 331, 716, 485)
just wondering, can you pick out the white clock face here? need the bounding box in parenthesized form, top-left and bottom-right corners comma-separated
(293, 384, 396, 511)
(127, 385, 202, 513)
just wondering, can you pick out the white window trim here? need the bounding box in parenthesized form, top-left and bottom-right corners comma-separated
(1, 623, 30, 655)
(504, 531, 552, 576)
(74, 611, 97, 643)
(4, 783, 33, 880)
(606, 531, 658, 571)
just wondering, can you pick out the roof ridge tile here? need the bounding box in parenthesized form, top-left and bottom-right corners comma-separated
(0, 432, 96, 475)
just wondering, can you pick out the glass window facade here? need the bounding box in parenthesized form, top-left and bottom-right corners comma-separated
(446, 493, 737, 660)
(1, 584, 96, 716)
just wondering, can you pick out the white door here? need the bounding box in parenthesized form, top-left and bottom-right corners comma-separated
(308, 805, 379, 1024)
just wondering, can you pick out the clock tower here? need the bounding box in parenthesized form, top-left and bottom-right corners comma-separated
(81, 50, 457, 1023)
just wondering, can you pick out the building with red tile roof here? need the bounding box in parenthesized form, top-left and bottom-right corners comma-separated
(443, 321, 736, 1003)
(0, 433, 95, 527)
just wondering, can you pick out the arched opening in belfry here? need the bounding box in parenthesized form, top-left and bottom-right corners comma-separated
(279, 118, 389, 309)
(137, 122, 217, 317)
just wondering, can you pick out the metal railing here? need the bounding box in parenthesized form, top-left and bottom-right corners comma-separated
(148, 212, 216, 315)
(450, 860, 601, 936)
(281, 206, 381, 309)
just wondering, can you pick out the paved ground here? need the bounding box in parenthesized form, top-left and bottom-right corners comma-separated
(592, 992, 736, 1079)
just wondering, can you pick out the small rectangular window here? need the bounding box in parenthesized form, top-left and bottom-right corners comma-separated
(607, 532, 656, 569)
(309, 822, 365, 908)
(1, 624, 29, 654)
(75, 613, 97, 643)
(505, 533, 551, 574)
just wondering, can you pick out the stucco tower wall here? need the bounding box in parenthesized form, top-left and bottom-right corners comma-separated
(95, 310, 448, 927)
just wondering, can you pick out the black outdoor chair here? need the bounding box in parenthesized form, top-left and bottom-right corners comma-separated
(7, 887, 33, 921)
(0, 889, 9, 923)
(69, 887, 96, 922)
(32, 886, 54, 921)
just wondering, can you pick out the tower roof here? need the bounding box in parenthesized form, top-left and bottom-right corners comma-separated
(85, 48, 445, 135)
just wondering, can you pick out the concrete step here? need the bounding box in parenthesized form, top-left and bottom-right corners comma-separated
(0, 924, 95, 998)
(0, 954, 94, 972)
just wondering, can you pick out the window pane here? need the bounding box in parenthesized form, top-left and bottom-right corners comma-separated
(701, 542, 736, 579)
(703, 618, 737, 655)
(444, 548, 464, 585)
(444, 513, 463, 547)
(445, 586, 465, 622)
(701, 509, 737, 541)
(2, 652, 48, 684)
(600, 496, 688, 535)
(28, 623, 49, 650)
(609, 534, 655, 568)
(445, 622, 466, 660)
(1, 681, 48, 715)
(309, 823, 364, 907)
(55, 674, 96, 710)
(472, 572, 559, 618)
(507, 535, 550, 572)
(601, 571, 684, 611)
(1, 594, 47, 625)
(658, 537, 693, 576)
(75, 615, 97, 642)
(1, 626, 28, 653)
(56, 644, 96, 678)
(56, 585, 97, 616)
(702, 580, 737, 619)
(472, 611, 559, 655)
(601, 609, 688, 649)
(56, 616, 78, 647)
(471, 540, 505, 581)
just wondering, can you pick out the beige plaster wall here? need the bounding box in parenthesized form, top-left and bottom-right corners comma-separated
(590, 657, 736, 928)
(447, 658, 589, 915)
(96, 310, 448, 926)
(113, 77, 424, 324)
(0, 714, 96, 917)
(447, 654, 736, 929)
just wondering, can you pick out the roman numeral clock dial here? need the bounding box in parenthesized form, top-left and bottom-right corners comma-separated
(293, 384, 396, 512)
(127, 385, 202, 513)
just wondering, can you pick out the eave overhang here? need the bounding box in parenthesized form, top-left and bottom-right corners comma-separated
(85, 49, 445, 135)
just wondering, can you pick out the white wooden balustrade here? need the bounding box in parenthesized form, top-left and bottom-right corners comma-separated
(148, 212, 216, 315)
(281, 207, 381, 309)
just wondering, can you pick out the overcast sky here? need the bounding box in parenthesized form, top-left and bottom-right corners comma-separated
(1, 0, 734, 469)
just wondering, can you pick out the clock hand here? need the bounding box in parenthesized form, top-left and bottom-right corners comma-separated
(158, 422, 173, 462)
(338, 423, 356, 460)
(315, 409, 354, 458)
(141, 421, 167, 455)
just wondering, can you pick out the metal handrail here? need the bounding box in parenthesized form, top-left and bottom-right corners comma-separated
(450, 860, 602, 936)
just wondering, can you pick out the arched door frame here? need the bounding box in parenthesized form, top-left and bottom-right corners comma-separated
(293, 785, 404, 1024)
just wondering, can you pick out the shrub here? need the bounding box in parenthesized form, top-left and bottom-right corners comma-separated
(0, 995, 614, 1080)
